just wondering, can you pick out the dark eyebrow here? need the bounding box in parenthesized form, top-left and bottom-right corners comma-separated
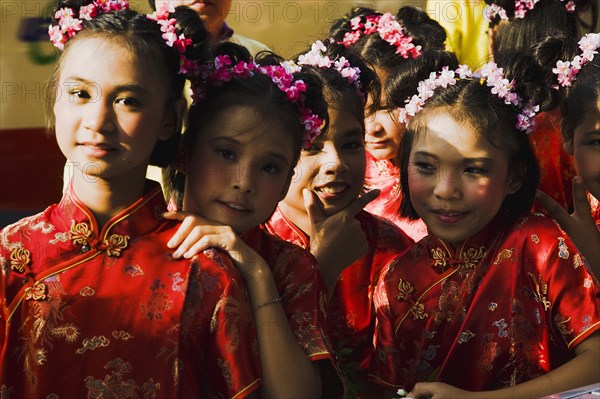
(343, 128, 365, 138)
(581, 129, 600, 137)
(413, 151, 494, 164)
(209, 136, 290, 165)
(63, 76, 150, 96)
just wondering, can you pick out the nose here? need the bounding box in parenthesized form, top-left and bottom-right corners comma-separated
(365, 113, 384, 138)
(82, 98, 116, 134)
(433, 167, 462, 200)
(230, 164, 255, 194)
(321, 145, 350, 176)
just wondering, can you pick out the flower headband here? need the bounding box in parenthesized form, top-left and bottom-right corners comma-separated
(339, 12, 422, 59)
(297, 40, 362, 95)
(398, 62, 539, 133)
(484, 0, 575, 22)
(553, 33, 600, 87)
(196, 55, 324, 149)
(49, 1, 198, 78)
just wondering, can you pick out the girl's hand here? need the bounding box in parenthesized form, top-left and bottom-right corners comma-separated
(163, 211, 268, 281)
(409, 382, 473, 399)
(536, 177, 600, 276)
(303, 189, 379, 292)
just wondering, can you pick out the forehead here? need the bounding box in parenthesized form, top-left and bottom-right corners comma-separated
(198, 105, 295, 151)
(413, 111, 505, 160)
(319, 108, 364, 142)
(59, 36, 164, 84)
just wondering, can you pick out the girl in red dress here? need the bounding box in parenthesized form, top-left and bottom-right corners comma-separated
(162, 43, 338, 397)
(326, 6, 447, 240)
(0, 1, 261, 398)
(533, 32, 600, 276)
(369, 52, 600, 398)
(483, 0, 598, 213)
(260, 41, 414, 398)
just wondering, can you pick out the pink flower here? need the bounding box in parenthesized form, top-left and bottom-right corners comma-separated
(79, 4, 98, 20)
(341, 31, 361, 47)
(48, 24, 66, 50)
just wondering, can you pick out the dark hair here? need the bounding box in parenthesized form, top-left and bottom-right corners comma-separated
(46, 0, 210, 167)
(165, 42, 329, 208)
(329, 6, 446, 72)
(484, 0, 595, 53)
(386, 50, 460, 110)
(532, 34, 600, 145)
(398, 52, 556, 221)
(295, 41, 381, 124)
(148, 0, 156, 10)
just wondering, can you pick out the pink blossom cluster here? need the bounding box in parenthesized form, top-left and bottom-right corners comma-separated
(49, 0, 129, 50)
(147, 2, 199, 78)
(483, 0, 575, 22)
(398, 62, 539, 133)
(553, 33, 600, 87)
(197, 55, 324, 148)
(297, 40, 362, 95)
(339, 12, 421, 59)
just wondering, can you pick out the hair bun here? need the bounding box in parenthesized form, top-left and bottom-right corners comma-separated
(494, 50, 559, 111)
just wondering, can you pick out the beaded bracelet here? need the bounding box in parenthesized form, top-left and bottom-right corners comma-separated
(253, 297, 282, 311)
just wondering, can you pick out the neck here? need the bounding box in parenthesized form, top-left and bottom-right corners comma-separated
(71, 169, 148, 228)
(278, 201, 311, 239)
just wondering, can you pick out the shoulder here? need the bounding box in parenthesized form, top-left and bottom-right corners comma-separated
(0, 207, 56, 252)
(357, 210, 414, 248)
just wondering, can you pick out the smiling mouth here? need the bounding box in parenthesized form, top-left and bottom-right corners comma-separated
(219, 201, 251, 212)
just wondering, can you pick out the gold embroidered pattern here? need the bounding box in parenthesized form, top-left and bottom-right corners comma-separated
(409, 302, 428, 320)
(70, 220, 92, 247)
(458, 330, 476, 344)
(75, 335, 110, 354)
(24, 281, 47, 301)
(112, 330, 134, 341)
(10, 247, 31, 273)
(103, 234, 130, 257)
(573, 253, 584, 270)
(493, 248, 515, 265)
(396, 278, 414, 301)
(52, 324, 80, 343)
(460, 246, 486, 269)
(531, 234, 540, 244)
(554, 314, 573, 338)
(79, 286, 95, 296)
(432, 247, 448, 269)
(528, 272, 551, 311)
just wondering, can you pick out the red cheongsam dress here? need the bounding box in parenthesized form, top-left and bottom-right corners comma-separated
(364, 152, 428, 241)
(0, 183, 260, 399)
(370, 213, 600, 392)
(264, 208, 413, 396)
(530, 110, 576, 212)
(590, 193, 600, 229)
(241, 226, 334, 361)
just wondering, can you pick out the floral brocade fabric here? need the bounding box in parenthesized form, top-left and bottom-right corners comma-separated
(0, 183, 260, 399)
(241, 226, 334, 363)
(363, 152, 428, 241)
(370, 213, 600, 392)
(264, 209, 413, 396)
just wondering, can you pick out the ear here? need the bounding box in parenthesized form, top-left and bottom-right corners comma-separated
(174, 145, 189, 174)
(560, 119, 575, 155)
(159, 97, 187, 141)
(507, 162, 525, 195)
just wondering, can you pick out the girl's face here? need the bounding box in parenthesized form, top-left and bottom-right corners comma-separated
(281, 108, 366, 218)
(364, 67, 406, 161)
(408, 111, 521, 246)
(54, 38, 173, 183)
(183, 105, 295, 234)
(569, 100, 600, 199)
